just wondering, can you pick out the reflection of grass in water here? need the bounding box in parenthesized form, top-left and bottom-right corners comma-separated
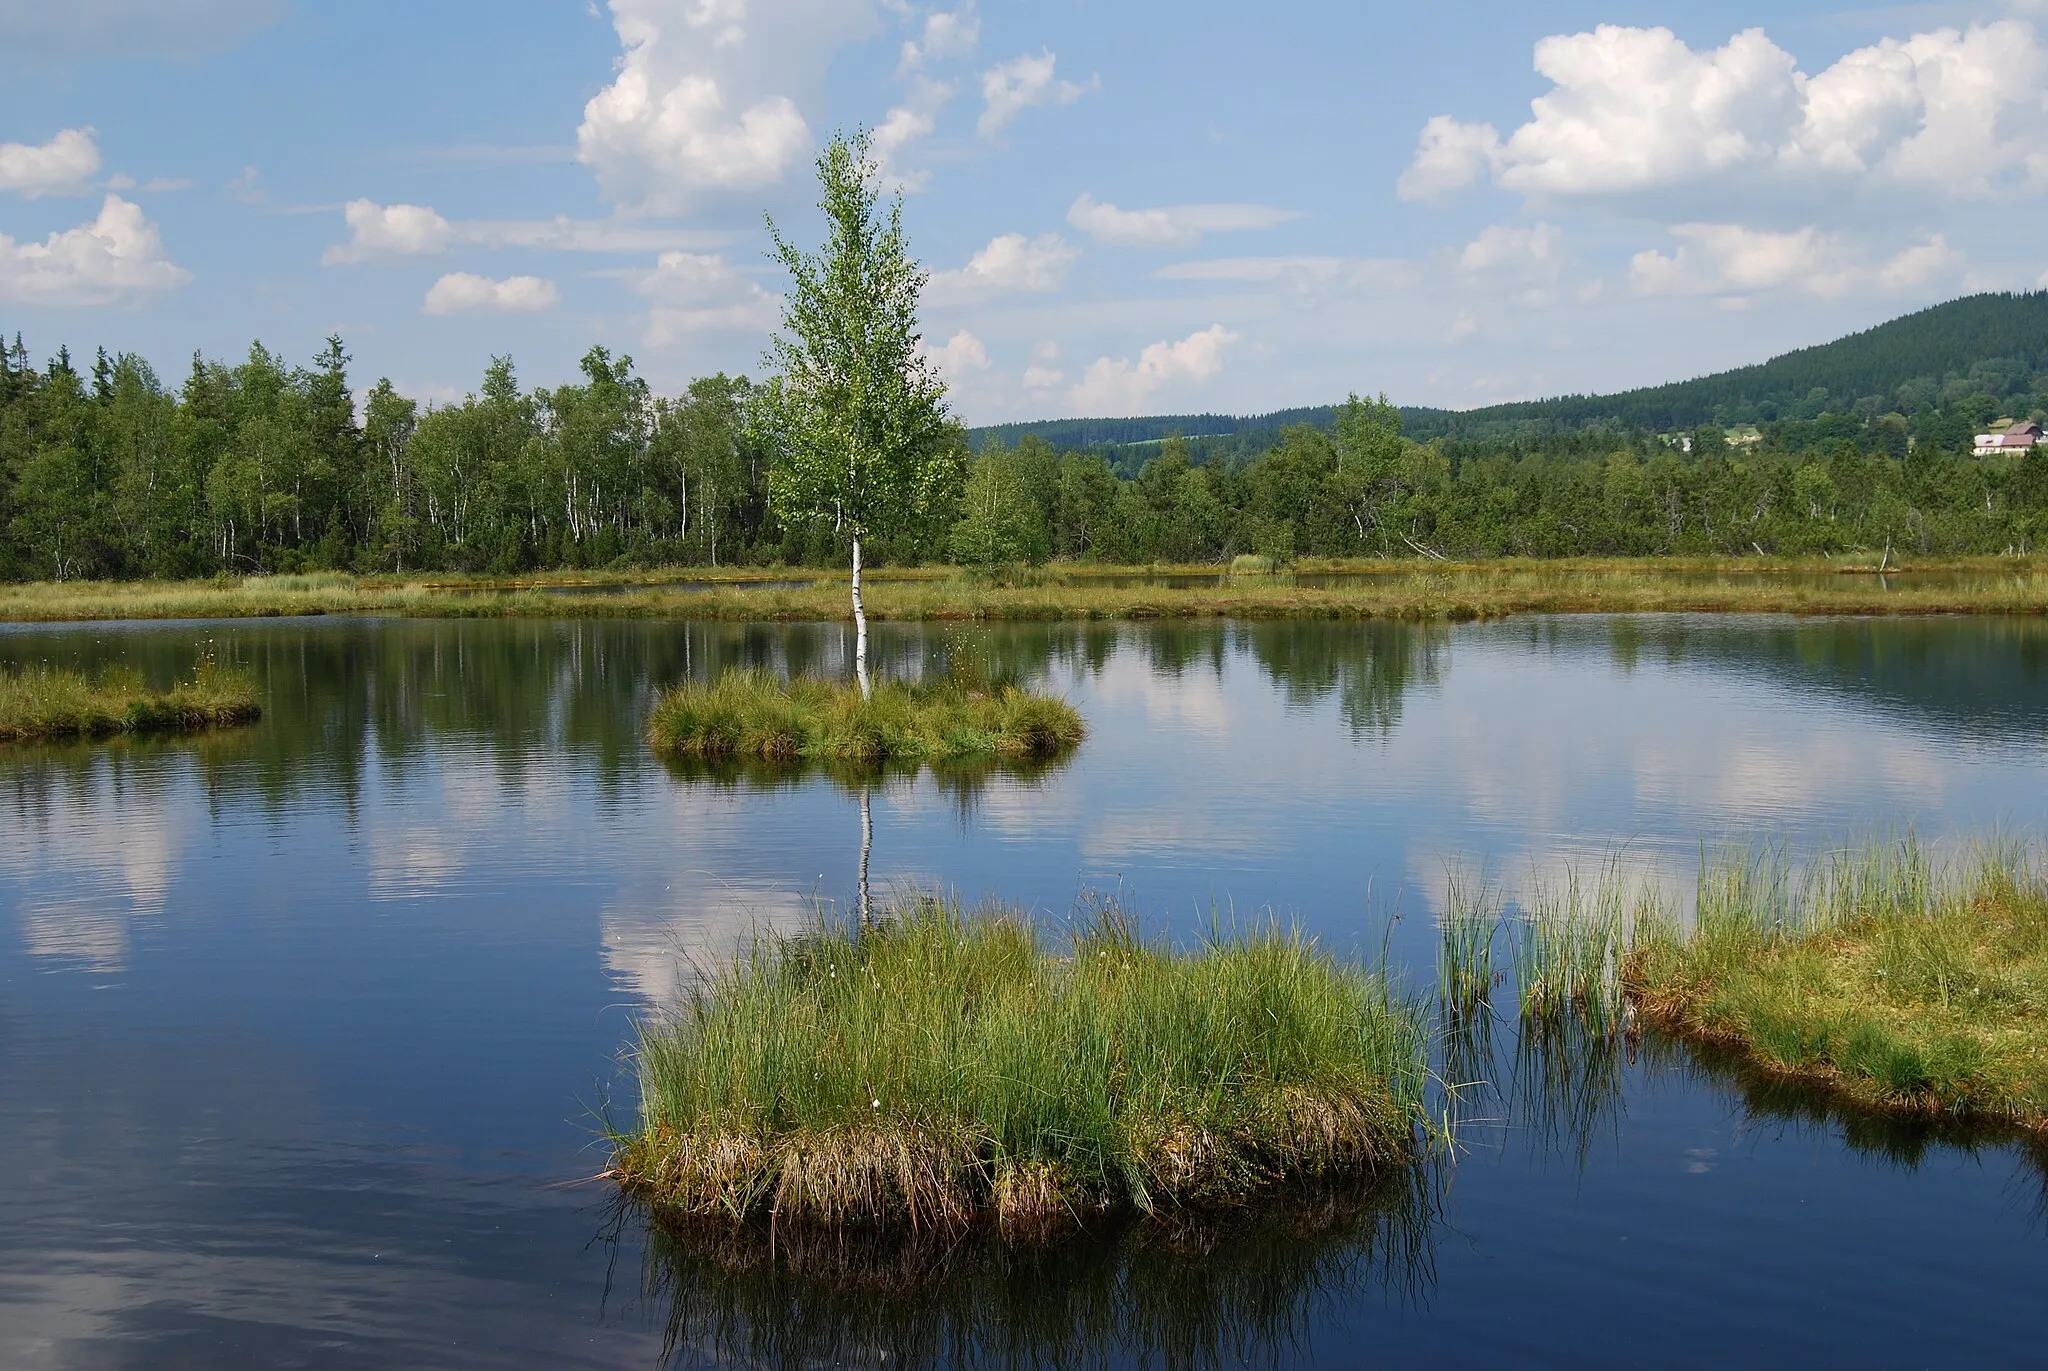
(0, 657, 261, 742)
(1630, 838, 2048, 1129)
(647, 669, 1084, 764)
(624, 1162, 1441, 1371)
(611, 897, 1432, 1231)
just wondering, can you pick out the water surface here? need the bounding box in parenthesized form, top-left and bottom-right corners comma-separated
(3, 614, 2045, 1368)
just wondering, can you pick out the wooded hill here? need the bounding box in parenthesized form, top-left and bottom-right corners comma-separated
(971, 292, 2048, 458)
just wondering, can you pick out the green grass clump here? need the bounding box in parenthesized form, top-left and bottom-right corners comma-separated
(1629, 840, 2048, 1129)
(0, 658, 262, 742)
(647, 669, 1085, 765)
(611, 898, 1430, 1232)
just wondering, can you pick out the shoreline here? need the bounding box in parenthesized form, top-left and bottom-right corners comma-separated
(2, 556, 2045, 627)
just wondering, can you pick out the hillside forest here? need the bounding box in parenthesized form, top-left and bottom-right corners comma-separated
(5, 292, 2048, 580)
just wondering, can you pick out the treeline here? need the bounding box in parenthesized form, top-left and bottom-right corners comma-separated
(7, 330, 2048, 583)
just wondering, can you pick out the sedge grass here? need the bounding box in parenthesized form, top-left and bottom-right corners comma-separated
(610, 897, 1431, 1232)
(4, 555, 2048, 626)
(647, 669, 1084, 765)
(0, 658, 261, 742)
(1628, 839, 2048, 1130)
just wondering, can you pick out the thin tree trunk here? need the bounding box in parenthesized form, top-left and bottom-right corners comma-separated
(851, 534, 871, 698)
(858, 785, 874, 928)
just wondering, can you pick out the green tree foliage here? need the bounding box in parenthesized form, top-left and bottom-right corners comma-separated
(751, 130, 956, 694)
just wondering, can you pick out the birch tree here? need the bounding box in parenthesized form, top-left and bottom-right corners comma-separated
(754, 131, 951, 697)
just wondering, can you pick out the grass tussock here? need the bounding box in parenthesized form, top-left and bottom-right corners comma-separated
(1628, 839, 2048, 1129)
(4, 555, 2048, 626)
(0, 657, 261, 742)
(611, 897, 1430, 1232)
(646, 669, 1084, 765)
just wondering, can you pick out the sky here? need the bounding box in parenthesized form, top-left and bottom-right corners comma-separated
(3, 0, 2048, 424)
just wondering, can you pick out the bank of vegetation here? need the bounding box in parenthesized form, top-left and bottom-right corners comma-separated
(4, 557, 2045, 626)
(0, 658, 261, 741)
(610, 898, 1430, 1231)
(1628, 842, 2048, 1131)
(648, 669, 1083, 764)
(5, 294, 2048, 584)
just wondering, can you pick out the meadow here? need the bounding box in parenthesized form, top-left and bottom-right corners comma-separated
(3, 556, 2048, 626)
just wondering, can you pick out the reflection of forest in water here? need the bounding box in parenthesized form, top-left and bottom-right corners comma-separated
(0, 619, 1451, 818)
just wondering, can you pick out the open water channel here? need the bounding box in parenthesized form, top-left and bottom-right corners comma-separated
(2, 613, 2046, 1368)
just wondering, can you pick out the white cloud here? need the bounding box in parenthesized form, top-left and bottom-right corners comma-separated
(1070, 324, 1238, 415)
(421, 273, 560, 315)
(899, 4, 977, 70)
(324, 199, 724, 262)
(0, 129, 101, 198)
(1401, 19, 2048, 204)
(1396, 115, 1503, 204)
(926, 231, 1079, 304)
(1152, 255, 1413, 293)
(0, 0, 275, 56)
(871, 76, 955, 192)
(1023, 340, 1063, 389)
(921, 328, 990, 381)
(0, 195, 191, 307)
(323, 200, 453, 263)
(577, 0, 879, 214)
(1458, 222, 1565, 277)
(636, 249, 780, 341)
(978, 50, 1089, 136)
(1628, 223, 1963, 298)
(1065, 192, 1300, 249)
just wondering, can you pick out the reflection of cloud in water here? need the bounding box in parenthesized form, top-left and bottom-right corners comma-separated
(1, 762, 193, 972)
(1087, 651, 1232, 735)
(17, 898, 130, 971)
(600, 883, 816, 1006)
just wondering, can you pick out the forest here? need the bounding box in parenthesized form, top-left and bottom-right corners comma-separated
(5, 290, 2048, 580)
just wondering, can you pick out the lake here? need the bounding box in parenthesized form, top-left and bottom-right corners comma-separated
(3, 613, 2045, 1368)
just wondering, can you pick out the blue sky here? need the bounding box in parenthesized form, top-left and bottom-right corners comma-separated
(3, 0, 2048, 423)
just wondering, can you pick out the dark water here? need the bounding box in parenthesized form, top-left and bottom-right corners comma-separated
(3, 614, 2047, 1369)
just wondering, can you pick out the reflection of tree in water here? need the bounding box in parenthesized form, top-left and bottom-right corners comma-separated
(619, 1165, 1441, 1371)
(1240, 622, 1446, 738)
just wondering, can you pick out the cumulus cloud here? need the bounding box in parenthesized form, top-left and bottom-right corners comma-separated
(1628, 223, 1963, 298)
(1151, 256, 1413, 294)
(577, 0, 879, 213)
(871, 76, 956, 192)
(921, 328, 990, 381)
(323, 200, 453, 263)
(1070, 324, 1238, 415)
(899, 4, 977, 70)
(1065, 192, 1300, 249)
(323, 199, 723, 262)
(0, 0, 276, 56)
(0, 129, 101, 198)
(1458, 222, 1565, 277)
(926, 231, 1079, 304)
(421, 273, 560, 315)
(636, 249, 781, 342)
(979, 51, 1089, 135)
(0, 195, 191, 307)
(1400, 19, 2048, 204)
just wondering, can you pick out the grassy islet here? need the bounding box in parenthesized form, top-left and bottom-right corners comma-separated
(0, 658, 262, 742)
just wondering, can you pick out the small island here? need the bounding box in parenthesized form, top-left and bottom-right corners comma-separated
(0, 660, 263, 743)
(609, 898, 1429, 1231)
(648, 669, 1084, 765)
(1627, 842, 2048, 1131)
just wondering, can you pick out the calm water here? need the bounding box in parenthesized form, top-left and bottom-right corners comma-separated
(3, 614, 2047, 1368)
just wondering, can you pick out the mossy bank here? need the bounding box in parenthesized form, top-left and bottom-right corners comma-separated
(610, 899, 1430, 1232)
(0, 660, 262, 742)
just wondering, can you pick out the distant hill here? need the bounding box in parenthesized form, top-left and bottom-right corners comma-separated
(969, 291, 2048, 460)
